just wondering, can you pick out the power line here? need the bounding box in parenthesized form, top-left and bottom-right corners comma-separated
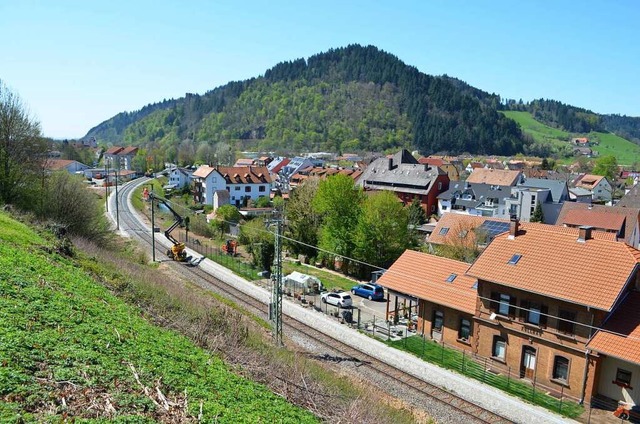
(149, 197, 640, 343)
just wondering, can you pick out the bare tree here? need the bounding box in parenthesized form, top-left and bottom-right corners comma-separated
(0, 80, 47, 204)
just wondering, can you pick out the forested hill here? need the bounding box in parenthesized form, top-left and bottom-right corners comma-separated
(85, 44, 528, 156)
(505, 98, 640, 144)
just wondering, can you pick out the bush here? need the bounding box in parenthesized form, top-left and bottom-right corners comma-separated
(40, 171, 110, 243)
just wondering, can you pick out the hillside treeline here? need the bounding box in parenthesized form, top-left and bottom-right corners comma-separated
(86, 44, 528, 157)
(506, 98, 640, 143)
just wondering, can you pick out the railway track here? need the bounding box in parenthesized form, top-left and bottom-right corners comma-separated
(113, 179, 513, 424)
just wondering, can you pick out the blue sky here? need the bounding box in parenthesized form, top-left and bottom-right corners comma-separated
(2, 0, 639, 139)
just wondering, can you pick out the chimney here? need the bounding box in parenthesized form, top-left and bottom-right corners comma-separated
(578, 225, 593, 243)
(508, 215, 519, 239)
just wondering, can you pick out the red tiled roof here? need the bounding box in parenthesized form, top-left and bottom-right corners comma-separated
(234, 158, 256, 166)
(218, 166, 271, 184)
(270, 158, 290, 174)
(588, 291, 640, 365)
(192, 165, 216, 178)
(378, 250, 478, 314)
(120, 146, 138, 155)
(429, 213, 617, 247)
(467, 227, 640, 311)
(418, 157, 445, 166)
(45, 159, 75, 170)
(105, 146, 124, 155)
(556, 202, 640, 245)
(466, 169, 522, 186)
(561, 209, 626, 232)
(574, 174, 604, 188)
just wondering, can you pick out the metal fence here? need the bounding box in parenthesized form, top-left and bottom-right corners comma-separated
(168, 231, 635, 423)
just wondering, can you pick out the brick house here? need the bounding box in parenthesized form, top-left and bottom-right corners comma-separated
(376, 250, 478, 350)
(466, 220, 640, 402)
(588, 291, 640, 408)
(357, 149, 450, 215)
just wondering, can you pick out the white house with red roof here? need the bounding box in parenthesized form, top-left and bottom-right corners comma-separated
(192, 165, 272, 207)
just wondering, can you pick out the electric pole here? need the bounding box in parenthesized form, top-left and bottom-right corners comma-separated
(114, 157, 120, 230)
(269, 208, 284, 346)
(149, 189, 156, 262)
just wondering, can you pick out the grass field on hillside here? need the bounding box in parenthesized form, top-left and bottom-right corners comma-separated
(502, 110, 640, 165)
(501, 111, 570, 148)
(0, 211, 317, 423)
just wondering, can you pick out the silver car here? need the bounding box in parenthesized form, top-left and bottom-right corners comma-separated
(320, 291, 353, 308)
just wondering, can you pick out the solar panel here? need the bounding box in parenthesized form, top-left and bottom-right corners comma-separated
(479, 220, 511, 237)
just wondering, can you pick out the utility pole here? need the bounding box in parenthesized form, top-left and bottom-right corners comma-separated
(115, 157, 120, 230)
(150, 189, 156, 262)
(104, 159, 109, 212)
(268, 208, 284, 346)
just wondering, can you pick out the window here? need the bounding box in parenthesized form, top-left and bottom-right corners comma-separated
(519, 301, 548, 327)
(552, 356, 569, 382)
(459, 319, 471, 341)
(259, 185, 266, 192)
(245, 186, 251, 192)
(438, 181, 442, 190)
(558, 310, 576, 334)
(433, 311, 444, 332)
(528, 304, 541, 325)
(616, 369, 632, 387)
(471, 281, 478, 290)
(442, 205, 448, 210)
(235, 186, 240, 191)
(439, 227, 449, 236)
(508, 254, 522, 265)
(498, 294, 511, 315)
(446, 273, 457, 283)
(492, 335, 506, 360)
(431, 205, 435, 212)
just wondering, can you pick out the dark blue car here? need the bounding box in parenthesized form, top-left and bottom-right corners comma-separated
(351, 283, 385, 300)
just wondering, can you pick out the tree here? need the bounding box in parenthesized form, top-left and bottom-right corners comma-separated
(41, 171, 109, 242)
(354, 191, 409, 275)
(0, 80, 47, 205)
(592, 155, 618, 180)
(312, 174, 364, 272)
(530, 202, 544, 223)
(285, 177, 321, 258)
(210, 204, 242, 238)
(238, 217, 274, 271)
(407, 197, 426, 226)
(540, 157, 550, 170)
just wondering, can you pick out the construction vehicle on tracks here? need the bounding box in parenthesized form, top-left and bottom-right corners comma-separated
(149, 193, 192, 262)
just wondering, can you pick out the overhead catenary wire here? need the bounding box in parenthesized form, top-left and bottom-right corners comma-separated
(151, 197, 640, 343)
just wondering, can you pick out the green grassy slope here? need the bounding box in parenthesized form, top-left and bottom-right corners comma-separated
(501, 111, 569, 148)
(0, 212, 317, 423)
(502, 110, 640, 165)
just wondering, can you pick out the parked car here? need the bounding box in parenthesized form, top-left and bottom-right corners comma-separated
(320, 291, 353, 308)
(351, 283, 385, 300)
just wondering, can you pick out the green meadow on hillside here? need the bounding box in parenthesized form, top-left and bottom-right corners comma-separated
(0, 212, 317, 423)
(503, 110, 640, 165)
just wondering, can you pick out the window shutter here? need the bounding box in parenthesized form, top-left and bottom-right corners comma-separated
(540, 305, 549, 328)
(490, 292, 499, 312)
(519, 300, 530, 321)
(509, 296, 517, 318)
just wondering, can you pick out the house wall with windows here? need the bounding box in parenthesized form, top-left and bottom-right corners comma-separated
(418, 301, 475, 351)
(597, 357, 640, 406)
(474, 280, 605, 400)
